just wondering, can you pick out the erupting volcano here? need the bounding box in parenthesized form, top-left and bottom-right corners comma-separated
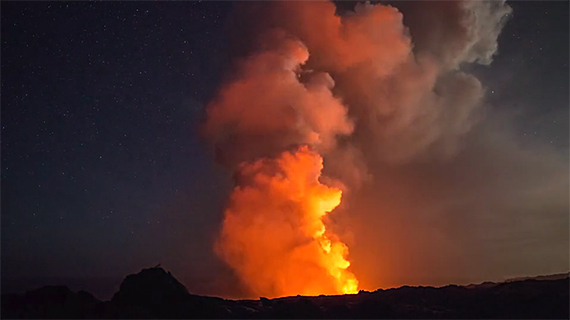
(204, 18, 357, 297)
(215, 146, 358, 297)
(2, 0, 568, 318)
(204, 0, 517, 298)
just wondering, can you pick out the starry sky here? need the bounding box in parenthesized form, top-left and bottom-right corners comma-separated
(1, 1, 568, 300)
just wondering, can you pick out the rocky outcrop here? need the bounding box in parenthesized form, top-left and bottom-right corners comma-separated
(108, 266, 234, 318)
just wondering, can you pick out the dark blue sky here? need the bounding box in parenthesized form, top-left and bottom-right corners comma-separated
(2, 1, 238, 298)
(2, 1, 568, 300)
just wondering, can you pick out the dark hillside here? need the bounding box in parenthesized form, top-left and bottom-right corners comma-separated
(2, 267, 568, 319)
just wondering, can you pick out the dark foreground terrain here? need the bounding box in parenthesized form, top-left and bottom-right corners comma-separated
(2, 267, 568, 319)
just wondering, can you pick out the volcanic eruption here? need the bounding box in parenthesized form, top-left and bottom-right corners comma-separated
(205, 0, 514, 298)
(204, 34, 357, 297)
(215, 146, 358, 297)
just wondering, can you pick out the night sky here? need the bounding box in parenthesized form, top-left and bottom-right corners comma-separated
(2, 1, 568, 300)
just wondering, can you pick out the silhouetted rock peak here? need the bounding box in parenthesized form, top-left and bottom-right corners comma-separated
(111, 266, 190, 307)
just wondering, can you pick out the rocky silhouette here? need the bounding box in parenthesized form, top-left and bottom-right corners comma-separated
(2, 267, 568, 319)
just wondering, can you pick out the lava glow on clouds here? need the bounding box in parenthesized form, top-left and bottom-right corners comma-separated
(203, 0, 567, 298)
(215, 146, 358, 297)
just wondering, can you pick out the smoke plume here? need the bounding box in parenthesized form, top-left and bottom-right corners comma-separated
(204, 0, 568, 296)
(215, 147, 357, 297)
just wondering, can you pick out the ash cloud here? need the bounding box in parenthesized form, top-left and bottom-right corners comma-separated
(204, 0, 568, 293)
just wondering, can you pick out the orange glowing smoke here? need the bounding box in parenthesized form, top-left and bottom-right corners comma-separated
(215, 146, 358, 297)
(204, 0, 515, 297)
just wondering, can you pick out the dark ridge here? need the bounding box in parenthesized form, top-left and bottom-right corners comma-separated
(2, 266, 568, 319)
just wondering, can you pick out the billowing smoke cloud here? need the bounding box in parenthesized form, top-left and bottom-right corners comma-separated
(215, 147, 357, 297)
(204, 0, 568, 296)
(204, 34, 353, 166)
(204, 26, 358, 297)
(213, 0, 511, 173)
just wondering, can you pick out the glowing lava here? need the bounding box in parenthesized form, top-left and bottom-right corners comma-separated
(215, 146, 358, 298)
